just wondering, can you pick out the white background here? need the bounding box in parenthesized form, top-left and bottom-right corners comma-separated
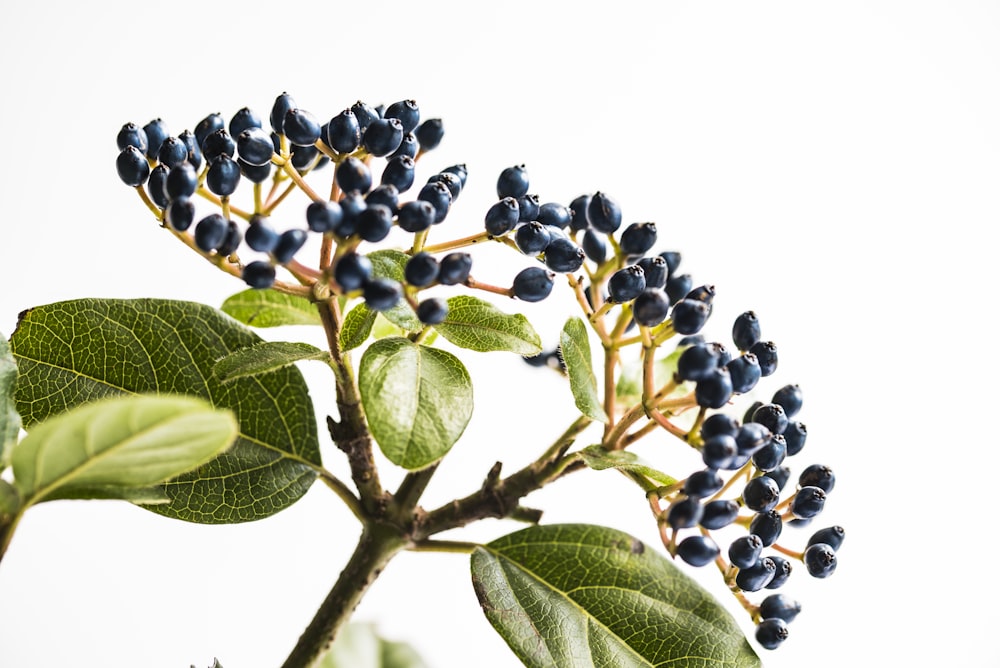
(1, 2, 998, 667)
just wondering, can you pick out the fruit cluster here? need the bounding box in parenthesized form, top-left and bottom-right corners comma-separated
(114, 93, 842, 652)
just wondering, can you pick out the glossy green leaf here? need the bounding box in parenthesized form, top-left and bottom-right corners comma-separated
(11, 394, 236, 505)
(340, 302, 379, 351)
(10, 298, 321, 523)
(578, 444, 678, 486)
(435, 295, 542, 355)
(471, 524, 761, 668)
(221, 289, 321, 327)
(560, 317, 608, 423)
(368, 250, 421, 331)
(317, 623, 429, 668)
(0, 332, 19, 469)
(213, 341, 328, 383)
(359, 337, 472, 470)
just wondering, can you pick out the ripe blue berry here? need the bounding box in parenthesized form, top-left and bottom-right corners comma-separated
(726, 353, 762, 394)
(516, 194, 540, 222)
(783, 421, 808, 456)
(807, 526, 845, 552)
(632, 289, 671, 326)
(799, 464, 835, 493)
(804, 543, 837, 578)
(694, 367, 733, 409)
(586, 191, 622, 233)
(366, 184, 399, 214)
(569, 194, 591, 231)
(194, 214, 229, 252)
(753, 403, 788, 435)
(116, 122, 148, 153)
(700, 499, 740, 529)
(512, 267, 555, 302)
(441, 163, 468, 187)
(217, 220, 242, 256)
(752, 434, 787, 472)
(636, 256, 668, 289)
(326, 109, 362, 153)
(358, 204, 394, 242)
(515, 222, 552, 255)
(351, 101, 380, 133)
(665, 273, 693, 304)
(543, 237, 585, 273)
(239, 157, 272, 183)
(397, 200, 436, 233)
(677, 343, 723, 382)
(404, 252, 439, 287)
(749, 510, 783, 547)
(670, 298, 711, 335)
(676, 535, 720, 567)
(496, 165, 529, 199)
(237, 127, 275, 166)
(619, 222, 657, 256)
(363, 278, 403, 311)
(116, 146, 150, 186)
(165, 161, 198, 200)
(229, 106, 262, 138)
(242, 260, 276, 289)
(665, 497, 703, 530)
(270, 92, 296, 134)
(157, 136, 188, 168)
(764, 465, 792, 492)
(272, 229, 308, 264)
(701, 433, 738, 469)
(165, 196, 196, 232)
(334, 252, 373, 292)
(336, 156, 373, 194)
(202, 129, 236, 162)
(147, 164, 170, 208)
(772, 384, 804, 418)
(337, 191, 367, 236)
(381, 155, 416, 192)
(362, 117, 404, 157)
(414, 118, 444, 151)
(417, 181, 452, 223)
(581, 229, 608, 263)
(485, 197, 520, 236)
(755, 618, 789, 650)
(742, 475, 781, 512)
(701, 413, 739, 440)
(206, 155, 241, 196)
(728, 535, 764, 569)
(306, 201, 343, 234)
(736, 557, 776, 592)
(766, 556, 793, 589)
(283, 108, 322, 146)
(142, 118, 169, 158)
(736, 422, 772, 456)
(760, 594, 801, 623)
(537, 202, 571, 229)
(178, 130, 203, 169)
(607, 266, 647, 303)
(750, 340, 778, 376)
(732, 311, 761, 352)
(195, 112, 225, 150)
(684, 468, 724, 498)
(416, 298, 449, 325)
(438, 253, 472, 285)
(245, 215, 280, 252)
(384, 99, 420, 134)
(791, 486, 827, 519)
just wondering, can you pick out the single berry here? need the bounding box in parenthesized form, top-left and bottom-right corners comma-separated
(291, 144, 320, 171)
(791, 486, 827, 519)
(783, 421, 808, 456)
(665, 497, 703, 530)
(537, 202, 571, 229)
(272, 229, 307, 264)
(772, 384, 804, 418)
(239, 158, 272, 183)
(283, 108, 322, 146)
(194, 112, 225, 150)
(766, 556, 793, 589)
(202, 129, 237, 161)
(485, 197, 520, 235)
(147, 164, 170, 208)
(665, 273, 693, 305)
(438, 253, 472, 285)
(677, 343, 724, 382)
(116, 145, 150, 186)
(381, 155, 416, 192)
(694, 367, 733, 409)
(568, 194, 591, 231)
(193, 214, 229, 253)
(157, 136, 188, 168)
(636, 256, 668, 289)
(752, 434, 787, 472)
(414, 118, 444, 151)
(733, 311, 762, 351)
(700, 499, 740, 529)
(632, 288, 671, 326)
(586, 191, 622, 233)
(496, 164, 530, 199)
(404, 252, 439, 287)
(660, 250, 682, 277)
(736, 422, 772, 456)
(417, 181, 452, 223)
(217, 221, 242, 256)
(807, 526, 846, 552)
(742, 475, 781, 512)
(242, 260, 276, 289)
(799, 464, 835, 493)
(337, 191, 367, 236)
(336, 156, 373, 194)
(270, 92, 297, 134)
(670, 298, 711, 335)
(753, 403, 789, 435)
(441, 163, 468, 187)
(416, 298, 449, 325)
(701, 433, 738, 469)
(676, 535, 720, 567)
(205, 155, 241, 196)
(229, 106, 262, 138)
(684, 468, 724, 498)
(237, 127, 275, 166)
(804, 543, 838, 578)
(326, 109, 362, 153)
(607, 265, 647, 303)
(581, 229, 608, 263)
(749, 510, 783, 547)
(358, 204, 394, 242)
(384, 99, 420, 134)
(727, 353, 762, 394)
(362, 117, 405, 157)
(306, 200, 344, 234)
(334, 252, 373, 292)
(245, 215, 280, 252)
(701, 413, 739, 440)
(728, 534, 764, 569)
(515, 222, 552, 255)
(755, 618, 789, 650)
(351, 101, 380, 133)
(165, 161, 198, 200)
(142, 118, 169, 157)
(764, 465, 792, 492)
(759, 594, 801, 623)
(178, 130, 203, 169)
(750, 340, 778, 376)
(512, 267, 555, 302)
(363, 278, 403, 311)
(516, 193, 540, 222)
(165, 196, 196, 231)
(543, 237, 585, 273)
(736, 557, 776, 592)
(116, 122, 148, 153)
(619, 222, 657, 256)
(397, 200, 436, 233)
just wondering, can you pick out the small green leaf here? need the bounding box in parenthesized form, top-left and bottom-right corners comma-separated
(434, 295, 543, 355)
(0, 332, 20, 469)
(317, 623, 429, 668)
(368, 250, 421, 331)
(213, 341, 328, 383)
(471, 524, 761, 668)
(11, 394, 237, 505)
(340, 302, 378, 351)
(560, 317, 608, 423)
(359, 337, 472, 470)
(578, 444, 678, 486)
(221, 289, 321, 327)
(10, 298, 321, 523)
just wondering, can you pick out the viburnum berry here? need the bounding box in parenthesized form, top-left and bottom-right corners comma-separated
(350, 100, 380, 134)
(515, 222, 552, 255)
(752, 434, 787, 472)
(736, 557, 776, 592)
(195, 112, 225, 149)
(116, 145, 150, 187)
(384, 99, 420, 134)
(665, 497, 703, 530)
(581, 229, 608, 263)
(116, 122, 148, 153)
(438, 253, 472, 285)
(543, 237, 585, 273)
(799, 464, 835, 493)
(365, 184, 399, 214)
(755, 618, 789, 650)
(632, 289, 671, 327)
(665, 273, 693, 304)
(694, 367, 733, 410)
(202, 129, 237, 162)
(750, 340, 778, 376)
(416, 298, 449, 325)
(804, 543, 838, 578)
(619, 222, 657, 256)
(271, 229, 308, 264)
(336, 156, 373, 194)
(676, 535, 720, 567)
(497, 165, 530, 199)
(229, 106, 262, 138)
(165, 196, 196, 232)
(726, 353, 761, 394)
(178, 130, 202, 169)
(772, 383, 804, 418)
(749, 510, 783, 547)
(363, 278, 402, 311)
(306, 201, 343, 234)
(764, 465, 792, 492)
(683, 468, 724, 498)
(586, 191, 622, 233)
(742, 475, 781, 512)
(807, 526, 846, 552)
(736, 422, 772, 456)
(766, 556, 793, 589)
(147, 164, 170, 209)
(537, 201, 571, 229)
(728, 535, 764, 569)
(334, 252, 373, 292)
(239, 158, 272, 184)
(381, 156, 416, 192)
(245, 215, 280, 252)
(511, 267, 555, 302)
(326, 109, 362, 153)
(791, 486, 827, 520)
(485, 197, 520, 236)
(404, 252, 439, 287)
(358, 204, 394, 242)
(759, 594, 801, 623)
(418, 181, 452, 223)
(269, 92, 296, 134)
(165, 161, 198, 200)
(700, 499, 740, 529)
(242, 260, 276, 289)
(701, 433, 738, 469)
(414, 118, 444, 152)
(362, 117, 404, 157)
(283, 108, 322, 146)
(676, 342, 722, 382)
(142, 118, 169, 157)
(205, 155, 241, 196)
(237, 126, 275, 166)
(670, 298, 711, 335)
(193, 214, 229, 253)
(397, 200, 435, 233)
(732, 311, 761, 351)
(636, 256, 668, 289)
(568, 194, 591, 231)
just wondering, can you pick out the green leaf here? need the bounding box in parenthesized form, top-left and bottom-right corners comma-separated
(10, 298, 321, 523)
(40, 484, 171, 504)
(340, 302, 379, 351)
(434, 295, 542, 355)
(221, 289, 321, 327)
(11, 394, 236, 505)
(317, 623, 429, 668)
(359, 337, 472, 470)
(368, 250, 421, 331)
(559, 317, 608, 423)
(578, 444, 678, 486)
(0, 332, 20, 469)
(471, 524, 761, 668)
(213, 341, 328, 383)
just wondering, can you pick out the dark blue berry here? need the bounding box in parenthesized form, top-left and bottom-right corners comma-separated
(742, 475, 781, 513)
(358, 204, 394, 242)
(272, 229, 308, 264)
(700, 499, 739, 529)
(217, 220, 242, 256)
(783, 421, 808, 456)
(337, 192, 367, 236)
(362, 117, 404, 157)
(619, 222, 657, 256)
(543, 237, 585, 273)
(736, 422, 772, 456)
(512, 267, 555, 302)
(363, 278, 403, 311)
(283, 108, 322, 146)
(195, 112, 225, 149)
(165, 161, 198, 200)
(350, 101, 380, 133)
(660, 251, 682, 277)
(515, 222, 552, 255)
(568, 194, 591, 231)
(732, 311, 761, 352)
(694, 367, 733, 409)
(414, 118, 444, 151)
(270, 92, 297, 134)
(755, 618, 789, 650)
(608, 266, 646, 303)
(766, 556, 793, 589)
(727, 353, 762, 394)
(416, 298, 448, 325)
(581, 229, 608, 263)
(636, 256, 668, 289)
(791, 486, 827, 519)
(228, 107, 261, 140)
(116, 146, 150, 186)
(676, 535, 720, 567)
(157, 136, 188, 169)
(428, 172, 463, 200)
(404, 252, 439, 287)
(804, 543, 837, 578)
(665, 497, 702, 530)
(799, 464, 835, 493)
(485, 197, 520, 236)
(772, 384, 804, 419)
(306, 200, 343, 234)
(516, 194, 540, 222)
(366, 184, 399, 214)
(701, 413, 739, 440)
(736, 557, 776, 592)
(632, 288, 671, 326)
(165, 196, 196, 231)
(670, 298, 711, 335)
(764, 465, 792, 492)
(752, 434, 787, 472)
(237, 127, 275, 166)
(379, 155, 416, 193)
(684, 468, 724, 498)
(417, 181, 452, 223)
(677, 343, 723, 382)
(749, 510, 783, 547)
(728, 534, 764, 569)
(743, 401, 764, 425)
(147, 164, 170, 208)
(142, 118, 169, 158)
(586, 191, 622, 233)
(442, 163, 468, 187)
(178, 130, 202, 169)
(665, 273, 693, 306)
(239, 157, 272, 183)
(760, 594, 801, 623)
(496, 165, 529, 199)
(807, 526, 845, 552)
(384, 99, 420, 134)
(750, 340, 778, 376)
(242, 260, 276, 289)
(202, 129, 236, 162)
(325, 109, 362, 153)
(396, 199, 436, 233)
(336, 156, 373, 194)
(245, 215, 280, 252)
(291, 143, 321, 171)
(438, 253, 472, 285)
(117, 122, 148, 153)
(205, 155, 241, 196)
(334, 252, 373, 292)
(389, 132, 418, 159)
(701, 433, 737, 469)
(537, 202, 571, 229)
(194, 214, 228, 253)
